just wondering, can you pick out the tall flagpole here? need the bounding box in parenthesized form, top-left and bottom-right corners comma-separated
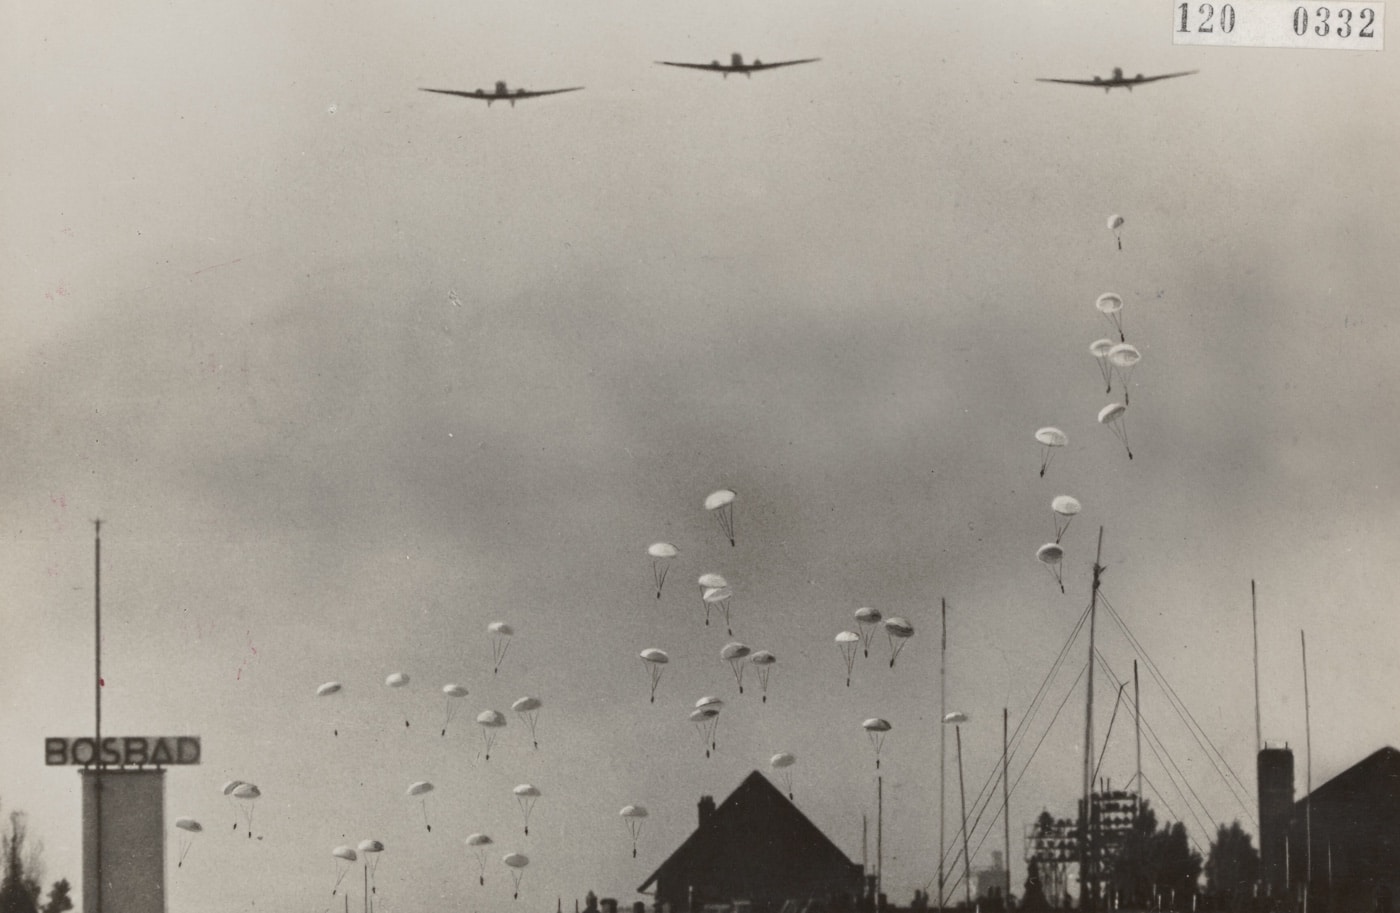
(938, 597, 947, 913)
(94, 520, 104, 913)
(1003, 707, 1012, 902)
(1302, 630, 1313, 913)
(1081, 527, 1104, 913)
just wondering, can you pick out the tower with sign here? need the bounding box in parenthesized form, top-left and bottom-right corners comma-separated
(45, 523, 199, 913)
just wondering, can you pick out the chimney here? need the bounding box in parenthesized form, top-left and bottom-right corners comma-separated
(698, 795, 716, 828)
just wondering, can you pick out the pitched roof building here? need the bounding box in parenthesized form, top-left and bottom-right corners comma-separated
(1287, 745, 1400, 912)
(638, 771, 864, 913)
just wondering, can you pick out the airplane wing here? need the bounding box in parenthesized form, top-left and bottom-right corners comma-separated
(1133, 70, 1199, 84)
(1035, 78, 1108, 87)
(511, 87, 585, 100)
(744, 58, 821, 71)
(419, 88, 490, 101)
(655, 61, 728, 72)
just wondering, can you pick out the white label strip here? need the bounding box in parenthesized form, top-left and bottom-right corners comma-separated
(1173, 1, 1384, 49)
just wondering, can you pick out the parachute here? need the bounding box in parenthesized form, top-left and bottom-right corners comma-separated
(1037, 542, 1066, 593)
(1096, 293, 1125, 343)
(884, 618, 914, 668)
(465, 833, 493, 886)
(441, 683, 468, 736)
(407, 781, 435, 832)
(174, 817, 201, 868)
(696, 573, 728, 621)
(512, 696, 543, 749)
(488, 622, 514, 675)
(231, 783, 260, 839)
(357, 839, 384, 896)
(1051, 495, 1081, 544)
(513, 784, 541, 835)
(1091, 339, 1116, 394)
(386, 672, 411, 729)
(853, 607, 882, 658)
(330, 844, 357, 895)
(1097, 402, 1133, 460)
(220, 780, 245, 831)
(1107, 344, 1141, 405)
(503, 853, 529, 900)
(1036, 427, 1068, 478)
(620, 805, 648, 858)
(691, 697, 724, 757)
(702, 586, 735, 635)
(648, 543, 678, 599)
(749, 650, 776, 703)
(943, 711, 969, 724)
(317, 681, 343, 736)
(639, 648, 669, 703)
(476, 710, 506, 760)
(720, 642, 752, 693)
(862, 718, 892, 770)
(704, 489, 737, 547)
(1107, 214, 1125, 251)
(836, 631, 860, 687)
(770, 752, 797, 799)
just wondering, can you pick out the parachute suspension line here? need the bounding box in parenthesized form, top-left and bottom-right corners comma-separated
(1098, 593, 1257, 825)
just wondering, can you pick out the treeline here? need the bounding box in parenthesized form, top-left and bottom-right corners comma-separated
(0, 798, 72, 913)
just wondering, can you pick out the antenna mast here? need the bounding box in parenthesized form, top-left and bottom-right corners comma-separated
(1253, 581, 1262, 755)
(938, 597, 947, 912)
(1080, 527, 1104, 913)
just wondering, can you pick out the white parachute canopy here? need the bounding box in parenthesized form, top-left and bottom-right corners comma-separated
(466, 833, 493, 886)
(835, 631, 860, 687)
(1091, 338, 1116, 394)
(1096, 293, 1125, 342)
(884, 617, 914, 668)
(441, 683, 469, 737)
(720, 642, 752, 693)
(476, 710, 507, 760)
(620, 805, 649, 857)
(316, 682, 342, 697)
(942, 711, 969, 724)
(330, 845, 357, 894)
(702, 586, 736, 634)
(704, 489, 737, 547)
(640, 648, 670, 703)
(1037, 542, 1066, 594)
(689, 705, 721, 758)
(488, 622, 514, 674)
(1035, 427, 1068, 478)
(220, 780, 245, 832)
(648, 542, 678, 599)
(770, 752, 797, 798)
(513, 784, 541, 835)
(853, 607, 882, 657)
(1051, 495, 1082, 543)
(503, 852, 530, 899)
(749, 650, 777, 703)
(1107, 214, 1125, 250)
(862, 718, 892, 770)
(174, 817, 202, 868)
(1097, 402, 1133, 461)
(357, 840, 385, 896)
(512, 696, 543, 749)
(1108, 344, 1142, 404)
(407, 781, 435, 832)
(231, 783, 260, 839)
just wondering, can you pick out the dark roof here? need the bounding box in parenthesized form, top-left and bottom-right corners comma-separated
(638, 770, 856, 893)
(1296, 745, 1400, 810)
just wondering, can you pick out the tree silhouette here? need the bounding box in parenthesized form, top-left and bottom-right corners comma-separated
(0, 812, 41, 913)
(1204, 822, 1259, 911)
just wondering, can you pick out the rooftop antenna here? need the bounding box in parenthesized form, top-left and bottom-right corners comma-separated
(1260, 585, 1271, 756)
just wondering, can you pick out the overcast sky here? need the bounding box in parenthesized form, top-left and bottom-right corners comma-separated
(3, 1, 1398, 910)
